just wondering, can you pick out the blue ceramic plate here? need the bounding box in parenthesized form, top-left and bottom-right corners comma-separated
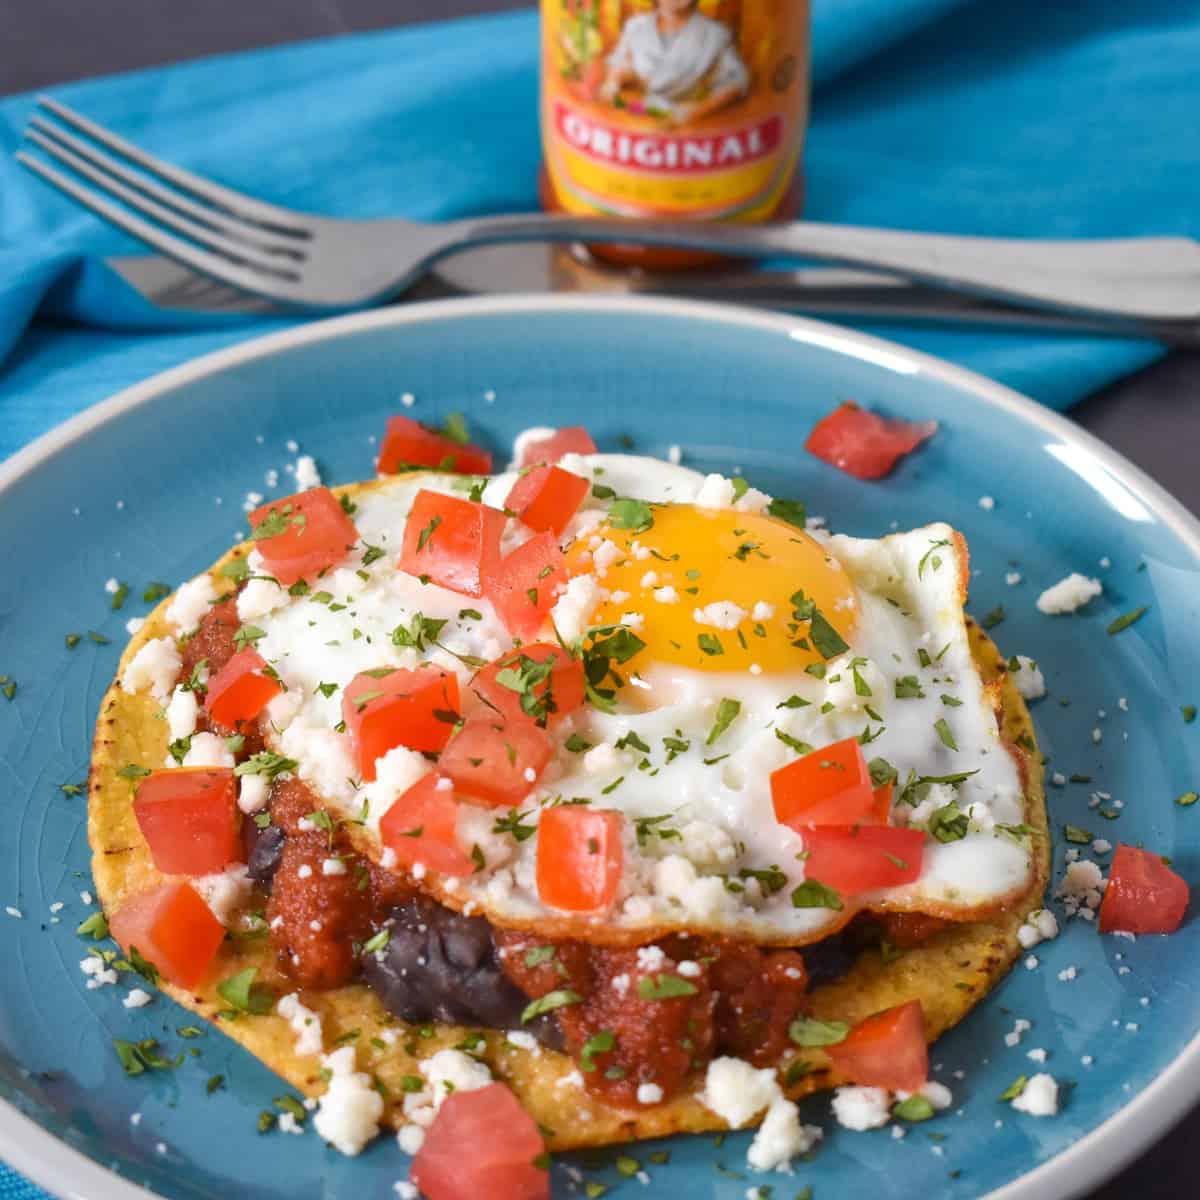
(1, 298, 1197, 1200)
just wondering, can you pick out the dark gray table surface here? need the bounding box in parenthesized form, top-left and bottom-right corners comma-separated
(4, 2, 1197, 1196)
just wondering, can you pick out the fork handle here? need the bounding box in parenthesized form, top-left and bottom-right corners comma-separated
(446, 214, 1200, 322)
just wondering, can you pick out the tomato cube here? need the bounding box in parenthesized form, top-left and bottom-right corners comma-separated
(485, 532, 568, 639)
(379, 773, 472, 877)
(537, 806, 624, 912)
(505, 465, 589, 536)
(439, 714, 552, 808)
(249, 487, 359, 585)
(398, 490, 506, 598)
(205, 648, 282, 729)
(133, 768, 243, 876)
(109, 881, 226, 990)
(411, 1083, 549, 1200)
(806, 402, 937, 481)
(1099, 844, 1189, 934)
(771, 737, 876, 829)
(470, 643, 585, 728)
(343, 666, 461, 781)
(377, 415, 493, 477)
(516, 426, 597, 468)
(800, 826, 925, 897)
(826, 999, 928, 1092)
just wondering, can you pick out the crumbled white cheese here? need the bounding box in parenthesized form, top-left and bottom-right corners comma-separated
(397, 1125, 425, 1156)
(637, 1083, 664, 1105)
(278, 1112, 303, 1136)
(237, 577, 287, 622)
(505, 1030, 539, 1053)
(105, 577, 120, 594)
(165, 574, 218, 636)
(750, 601, 775, 622)
(636, 945, 668, 973)
(699, 1057, 780, 1128)
(192, 864, 253, 925)
(294, 455, 321, 490)
(397, 1049, 493, 1132)
(747, 1095, 822, 1172)
(667, 444, 682, 465)
(1037, 574, 1102, 615)
(238, 773, 271, 815)
(322, 858, 348, 876)
(1056, 859, 1105, 918)
(1011, 1073, 1059, 1117)
(165, 686, 199, 741)
(278, 992, 324, 1057)
(978, 496, 995, 511)
(123, 987, 153, 1009)
(1016, 908, 1059, 949)
(693, 601, 748, 631)
(1005, 572, 1022, 586)
(823, 654, 886, 713)
(125, 617, 145, 635)
(1027, 1048, 1048, 1064)
(831, 1086, 892, 1131)
(694, 474, 737, 510)
(121, 637, 183, 703)
(1010, 655, 1045, 701)
(653, 586, 679, 604)
(653, 855, 731, 922)
(80, 956, 118, 989)
(181, 732, 235, 769)
(550, 573, 603, 644)
(313, 1046, 384, 1155)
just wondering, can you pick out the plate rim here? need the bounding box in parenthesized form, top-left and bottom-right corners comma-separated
(1, 293, 1197, 1200)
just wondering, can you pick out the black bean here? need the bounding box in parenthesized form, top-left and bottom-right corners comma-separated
(247, 823, 286, 890)
(362, 896, 562, 1048)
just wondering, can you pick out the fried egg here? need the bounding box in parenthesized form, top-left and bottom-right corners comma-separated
(243, 449, 1035, 944)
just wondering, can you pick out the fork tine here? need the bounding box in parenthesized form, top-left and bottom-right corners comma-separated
(16, 152, 307, 305)
(36, 95, 312, 237)
(23, 130, 305, 280)
(28, 116, 306, 259)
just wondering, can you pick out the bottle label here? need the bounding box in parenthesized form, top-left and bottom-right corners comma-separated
(542, 1, 809, 222)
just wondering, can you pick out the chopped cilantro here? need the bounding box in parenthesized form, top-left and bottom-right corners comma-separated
(790, 879, 843, 910)
(1107, 606, 1148, 635)
(609, 498, 654, 532)
(637, 975, 699, 1001)
(520, 990, 583, 1024)
(788, 1017, 848, 1047)
(216, 967, 275, 1015)
(706, 697, 741, 746)
(766, 497, 806, 529)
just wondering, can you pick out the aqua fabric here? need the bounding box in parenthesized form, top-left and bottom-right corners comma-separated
(0, 3, 1198, 1190)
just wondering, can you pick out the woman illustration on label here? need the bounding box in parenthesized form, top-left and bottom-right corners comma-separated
(599, 0, 751, 125)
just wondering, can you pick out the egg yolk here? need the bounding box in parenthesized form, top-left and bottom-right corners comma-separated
(566, 505, 858, 674)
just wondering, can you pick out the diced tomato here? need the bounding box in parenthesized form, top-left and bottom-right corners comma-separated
(771, 737, 876, 829)
(204, 648, 282, 729)
(867, 782, 894, 825)
(516, 426, 597, 468)
(800, 825, 925, 896)
(1099, 844, 1189, 934)
(505, 465, 589, 536)
(805, 402, 937, 481)
(439, 714, 552, 808)
(343, 666, 461, 781)
(376, 414, 493, 477)
(248, 487, 359, 585)
(379, 773, 472, 877)
(469, 643, 585, 728)
(109, 881, 226, 990)
(537, 807, 624, 912)
(826, 999, 928, 1092)
(398, 489, 506, 598)
(411, 1082, 549, 1200)
(132, 768, 242, 876)
(484, 532, 568, 639)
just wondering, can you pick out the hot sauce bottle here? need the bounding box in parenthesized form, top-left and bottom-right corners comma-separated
(540, 0, 810, 268)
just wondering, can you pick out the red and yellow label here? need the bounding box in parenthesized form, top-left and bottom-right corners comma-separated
(541, 0, 810, 222)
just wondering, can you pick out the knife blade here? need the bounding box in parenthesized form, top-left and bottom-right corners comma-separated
(102, 244, 1200, 345)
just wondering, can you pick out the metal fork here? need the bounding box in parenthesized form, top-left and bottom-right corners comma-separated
(18, 95, 1200, 320)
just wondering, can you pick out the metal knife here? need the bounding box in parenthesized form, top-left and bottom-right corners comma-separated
(103, 244, 1200, 344)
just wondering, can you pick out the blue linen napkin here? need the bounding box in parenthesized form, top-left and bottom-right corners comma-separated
(0, 2, 1198, 1195)
(4, 1, 1200, 465)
